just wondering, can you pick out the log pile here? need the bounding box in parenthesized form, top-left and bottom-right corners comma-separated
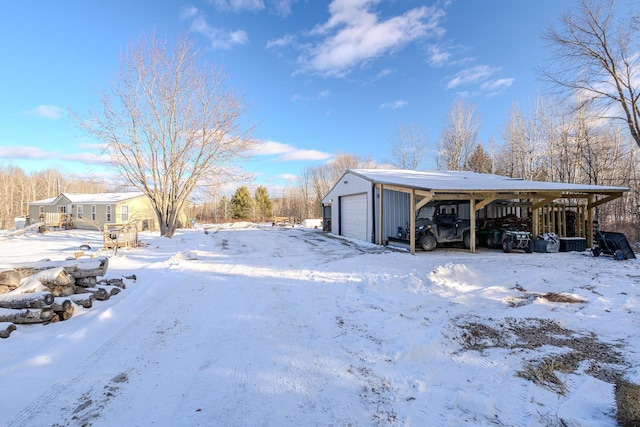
(0, 256, 133, 339)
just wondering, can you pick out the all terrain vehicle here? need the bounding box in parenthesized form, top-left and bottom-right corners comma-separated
(395, 203, 473, 251)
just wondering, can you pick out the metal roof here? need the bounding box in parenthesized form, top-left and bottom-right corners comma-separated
(29, 192, 145, 205)
(347, 169, 629, 194)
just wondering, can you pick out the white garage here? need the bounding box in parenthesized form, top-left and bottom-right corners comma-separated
(340, 193, 368, 241)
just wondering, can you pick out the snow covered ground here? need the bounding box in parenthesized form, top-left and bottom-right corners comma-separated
(0, 223, 638, 426)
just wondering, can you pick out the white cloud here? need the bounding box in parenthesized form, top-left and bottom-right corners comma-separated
(0, 146, 106, 164)
(446, 65, 501, 90)
(246, 140, 332, 161)
(279, 149, 332, 161)
(210, 0, 265, 13)
(25, 105, 65, 120)
(481, 78, 515, 96)
(379, 100, 407, 110)
(271, 0, 296, 17)
(444, 65, 515, 97)
(266, 34, 296, 49)
(317, 90, 330, 99)
(426, 44, 451, 67)
(180, 5, 199, 20)
(376, 68, 394, 79)
(294, 1, 446, 77)
(276, 173, 298, 183)
(185, 8, 249, 49)
(247, 141, 292, 156)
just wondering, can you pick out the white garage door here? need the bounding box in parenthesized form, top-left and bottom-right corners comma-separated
(340, 194, 368, 242)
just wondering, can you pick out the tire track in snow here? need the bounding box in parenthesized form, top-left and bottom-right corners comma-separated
(7, 260, 227, 427)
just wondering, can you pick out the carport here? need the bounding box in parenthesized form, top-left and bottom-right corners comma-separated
(322, 169, 629, 255)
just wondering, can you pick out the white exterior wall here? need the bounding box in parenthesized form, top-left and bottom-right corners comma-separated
(322, 172, 374, 242)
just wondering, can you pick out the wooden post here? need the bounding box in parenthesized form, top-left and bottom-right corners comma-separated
(470, 198, 476, 253)
(377, 184, 383, 245)
(587, 194, 594, 247)
(579, 205, 585, 237)
(409, 189, 416, 255)
(532, 202, 539, 238)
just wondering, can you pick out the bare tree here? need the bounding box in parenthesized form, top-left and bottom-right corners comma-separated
(541, 0, 640, 149)
(496, 99, 551, 181)
(389, 124, 430, 170)
(74, 32, 255, 237)
(437, 100, 480, 170)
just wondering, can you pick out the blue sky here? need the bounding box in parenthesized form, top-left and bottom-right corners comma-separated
(1, 0, 584, 193)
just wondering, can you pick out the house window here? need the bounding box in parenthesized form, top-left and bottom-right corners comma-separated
(121, 205, 129, 222)
(77, 205, 84, 219)
(58, 206, 66, 213)
(106, 205, 112, 222)
(91, 205, 97, 221)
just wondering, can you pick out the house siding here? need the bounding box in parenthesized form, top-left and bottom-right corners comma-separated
(28, 193, 159, 231)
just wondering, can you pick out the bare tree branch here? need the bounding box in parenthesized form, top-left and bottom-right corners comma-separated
(540, 0, 640, 148)
(389, 124, 430, 170)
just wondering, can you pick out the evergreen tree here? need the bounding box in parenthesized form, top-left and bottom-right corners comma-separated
(254, 186, 272, 222)
(464, 144, 493, 174)
(230, 186, 253, 220)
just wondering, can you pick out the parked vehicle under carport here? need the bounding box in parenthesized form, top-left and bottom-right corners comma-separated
(392, 203, 474, 251)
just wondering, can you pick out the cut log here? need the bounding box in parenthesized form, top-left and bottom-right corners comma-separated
(0, 291, 54, 309)
(83, 287, 110, 301)
(97, 285, 121, 296)
(103, 278, 126, 289)
(51, 297, 71, 312)
(0, 269, 20, 289)
(75, 276, 97, 288)
(5, 257, 109, 280)
(55, 305, 74, 321)
(0, 307, 53, 324)
(0, 322, 16, 338)
(68, 293, 94, 309)
(13, 267, 76, 297)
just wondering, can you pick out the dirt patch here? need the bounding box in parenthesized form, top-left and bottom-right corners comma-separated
(455, 317, 627, 394)
(505, 288, 587, 307)
(541, 292, 587, 304)
(615, 380, 640, 426)
(57, 371, 131, 426)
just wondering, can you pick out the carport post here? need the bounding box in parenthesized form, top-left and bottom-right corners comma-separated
(410, 189, 416, 255)
(470, 198, 476, 253)
(377, 184, 384, 245)
(587, 194, 594, 248)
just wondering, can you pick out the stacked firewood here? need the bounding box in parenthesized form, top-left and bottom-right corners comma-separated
(0, 257, 132, 339)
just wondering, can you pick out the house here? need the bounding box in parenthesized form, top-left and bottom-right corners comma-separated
(321, 169, 629, 254)
(28, 192, 158, 232)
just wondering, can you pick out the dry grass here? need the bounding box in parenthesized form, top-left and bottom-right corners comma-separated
(517, 354, 579, 395)
(615, 381, 640, 427)
(455, 317, 627, 394)
(506, 290, 587, 307)
(541, 292, 587, 304)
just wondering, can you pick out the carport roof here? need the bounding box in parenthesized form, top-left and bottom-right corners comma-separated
(347, 169, 629, 194)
